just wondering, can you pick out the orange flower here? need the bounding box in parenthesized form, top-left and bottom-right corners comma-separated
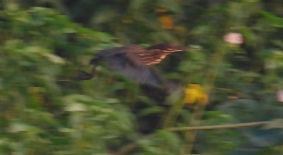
(155, 8, 168, 13)
(159, 15, 174, 29)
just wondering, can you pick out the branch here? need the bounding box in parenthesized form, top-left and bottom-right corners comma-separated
(167, 121, 268, 131)
(114, 121, 268, 155)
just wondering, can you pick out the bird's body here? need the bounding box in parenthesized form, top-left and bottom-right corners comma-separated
(90, 44, 186, 67)
(76, 43, 187, 89)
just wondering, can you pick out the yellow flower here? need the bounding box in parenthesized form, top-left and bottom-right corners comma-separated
(183, 86, 199, 104)
(183, 84, 209, 105)
(198, 93, 209, 105)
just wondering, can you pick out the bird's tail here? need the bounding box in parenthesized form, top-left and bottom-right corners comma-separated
(73, 66, 96, 81)
(89, 55, 102, 65)
(74, 55, 102, 81)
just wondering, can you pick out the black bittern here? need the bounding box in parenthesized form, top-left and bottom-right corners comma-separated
(76, 43, 188, 89)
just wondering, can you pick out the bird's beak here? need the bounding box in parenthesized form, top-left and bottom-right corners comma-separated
(176, 45, 200, 52)
(187, 45, 201, 52)
(174, 45, 190, 52)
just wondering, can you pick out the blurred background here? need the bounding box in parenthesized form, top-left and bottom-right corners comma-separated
(1, 0, 283, 154)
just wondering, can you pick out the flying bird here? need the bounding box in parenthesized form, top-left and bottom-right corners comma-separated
(75, 43, 188, 89)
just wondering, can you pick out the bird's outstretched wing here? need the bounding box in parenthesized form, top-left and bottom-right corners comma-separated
(87, 45, 162, 86)
(78, 44, 184, 89)
(104, 54, 162, 86)
(90, 45, 147, 68)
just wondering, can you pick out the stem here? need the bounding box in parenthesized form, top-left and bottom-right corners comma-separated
(162, 76, 192, 128)
(182, 42, 227, 154)
(162, 99, 184, 128)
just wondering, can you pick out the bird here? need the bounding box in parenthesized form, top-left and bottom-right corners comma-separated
(75, 43, 188, 89)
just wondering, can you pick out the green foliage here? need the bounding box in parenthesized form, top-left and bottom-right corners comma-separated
(1, 1, 283, 155)
(0, 7, 135, 154)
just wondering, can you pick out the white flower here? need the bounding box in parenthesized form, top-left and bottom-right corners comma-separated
(277, 90, 283, 102)
(223, 33, 243, 44)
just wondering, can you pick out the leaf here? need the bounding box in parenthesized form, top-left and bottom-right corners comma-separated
(262, 119, 283, 130)
(58, 128, 75, 133)
(90, 7, 119, 24)
(104, 98, 120, 104)
(64, 103, 87, 112)
(138, 106, 165, 116)
(63, 28, 76, 33)
(216, 99, 262, 123)
(128, 0, 147, 13)
(157, 0, 182, 13)
(240, 27, 257, 45)
(259, 10, 283, 28)
(242, 126, 283, 147)
(41, 53, 65, 64)
(191, 25, 213, 36)
(63, 94, 93, 104)
(137, 96, 156, 106)
(63, 95, 92, 112)
(155, 130, 181, 152)
(271, 40, 283, 49)
(8, 121, 29, 133)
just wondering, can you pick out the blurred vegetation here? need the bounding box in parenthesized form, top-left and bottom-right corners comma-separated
(1, 0, 283, 155)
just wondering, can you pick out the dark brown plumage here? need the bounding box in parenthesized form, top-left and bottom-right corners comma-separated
(76, 43, 188, 88)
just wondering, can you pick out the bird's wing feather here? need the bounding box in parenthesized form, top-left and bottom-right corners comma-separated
(89, 45, 171, 86)
(125, 52, 147, 67)
(91, 45, 147, 67)
(104, 54, 162, 86)
(122, 45, 148, 67)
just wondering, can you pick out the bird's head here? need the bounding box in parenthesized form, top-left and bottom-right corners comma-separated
(146, 43, 188, 53)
